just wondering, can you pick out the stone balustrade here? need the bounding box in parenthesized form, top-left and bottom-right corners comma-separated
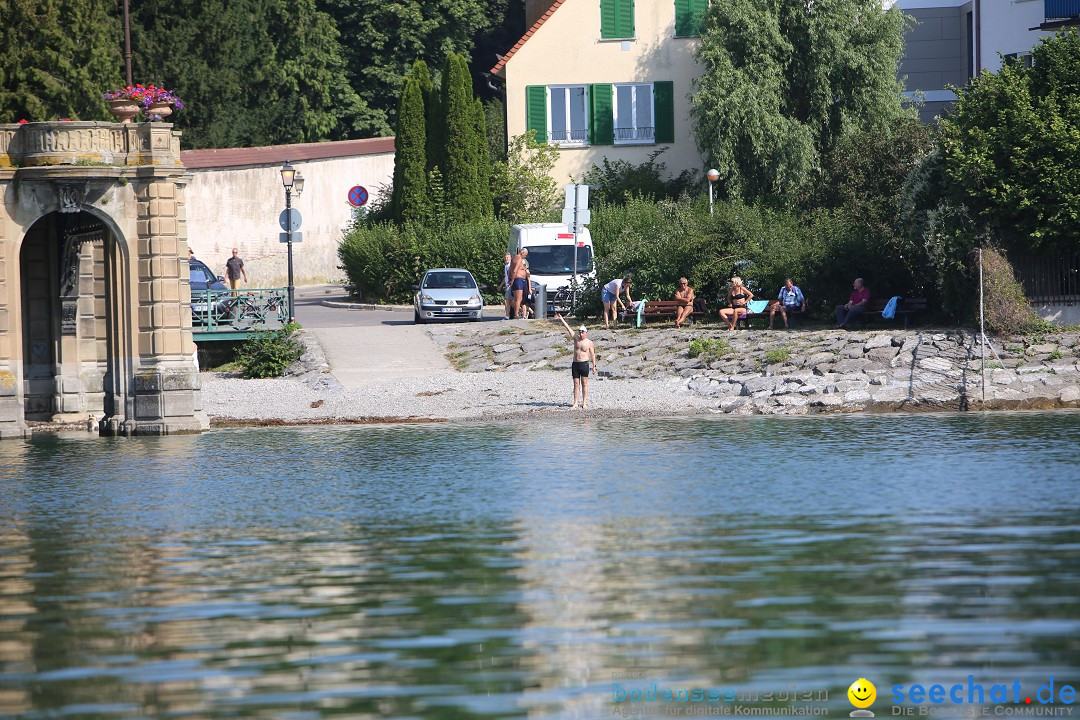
(0, 122, 181, 170)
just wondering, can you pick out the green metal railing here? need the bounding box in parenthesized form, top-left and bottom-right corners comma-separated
(190, 287, 289, 340)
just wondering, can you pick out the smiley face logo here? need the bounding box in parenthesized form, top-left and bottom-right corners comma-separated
(848, 678, 877, 716)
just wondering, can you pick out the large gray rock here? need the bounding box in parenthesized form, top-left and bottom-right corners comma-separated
(833, 358, 871, 373)
(864, 334, 894, 350)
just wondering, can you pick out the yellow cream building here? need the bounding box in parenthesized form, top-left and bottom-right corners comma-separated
(493, 0, 709, 184)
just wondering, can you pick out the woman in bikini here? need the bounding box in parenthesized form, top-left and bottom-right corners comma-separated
(719, 276, 753, 330)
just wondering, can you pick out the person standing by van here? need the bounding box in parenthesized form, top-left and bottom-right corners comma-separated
(509, 248, 530, 319)
(601, 276, 633, 328)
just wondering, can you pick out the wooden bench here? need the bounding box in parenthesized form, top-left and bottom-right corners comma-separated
(858, 297, 928, 329)
(634, 300, 707, 326)
(732, 300, 810, 329)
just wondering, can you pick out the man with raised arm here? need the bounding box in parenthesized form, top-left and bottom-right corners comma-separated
(554, 313, 597, 410)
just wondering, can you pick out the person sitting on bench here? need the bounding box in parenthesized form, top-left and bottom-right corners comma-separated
(719, 276, 753, 330)
(835, 277, 871, 329)
(769, 277, 806, 329)
(674, 277, 696, 328)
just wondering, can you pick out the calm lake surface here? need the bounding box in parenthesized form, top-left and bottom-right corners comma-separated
(1, 412, 1079, 719)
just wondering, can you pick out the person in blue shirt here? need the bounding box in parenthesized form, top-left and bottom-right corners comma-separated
(768, 278, 806, 329)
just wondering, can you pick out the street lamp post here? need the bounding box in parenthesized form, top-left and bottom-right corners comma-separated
(280, 161, 305, 322)
(707, 168, 719, 216)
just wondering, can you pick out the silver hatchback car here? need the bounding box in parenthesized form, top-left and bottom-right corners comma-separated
(413, 268, 484, 323)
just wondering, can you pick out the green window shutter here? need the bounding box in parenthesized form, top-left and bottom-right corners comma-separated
(601, 0, 617, 39)
(618, 0, 635, 38)
(675, 0, 707, 36)
(602, 0, 634, 39)
(526, 85, 547, 143)
(653, 81, 675, 144)
(590, 84, 614, 145)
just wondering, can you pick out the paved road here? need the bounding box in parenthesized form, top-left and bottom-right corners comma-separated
(292, 286, 502, 388)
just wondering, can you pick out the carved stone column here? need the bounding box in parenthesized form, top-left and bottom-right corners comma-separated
(0, 216, 24, 438)
(121, 174, 207, 436)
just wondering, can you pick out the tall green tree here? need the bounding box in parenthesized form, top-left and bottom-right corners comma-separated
(691, 0, 912, 203)
(391, 73, 429, 224)
(440, 53, 485, 223)
(132, 0, 362, 148)
(316, 0, 507, 136)
(473, 97, 494, 218)
(0, 0, 122, 122)
(938, 30, 1080, 255)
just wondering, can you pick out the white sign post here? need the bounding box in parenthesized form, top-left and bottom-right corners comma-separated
(563, 184, 589, 312)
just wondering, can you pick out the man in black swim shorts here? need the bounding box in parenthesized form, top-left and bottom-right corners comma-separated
(556, 313, 597, 409)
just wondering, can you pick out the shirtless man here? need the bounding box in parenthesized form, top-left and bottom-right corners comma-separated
(674, 277, 695, 328)
(508, 248, 530, 319)
(555, 313, 597, 409)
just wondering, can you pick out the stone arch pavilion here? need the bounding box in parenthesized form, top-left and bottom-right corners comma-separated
(0, 121, 207, 438)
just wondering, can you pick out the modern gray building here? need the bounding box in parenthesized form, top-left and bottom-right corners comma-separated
(893, 0, 1080, 121)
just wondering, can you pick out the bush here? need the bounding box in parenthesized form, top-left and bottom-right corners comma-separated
(980, 248, 1043, 335)
(338, 219, 509, 303)
(581, 149, 700, 205)
(236, 322, 304, 378)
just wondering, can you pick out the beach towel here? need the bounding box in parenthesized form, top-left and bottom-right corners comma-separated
(882, 296, 901, 319)
(747, 300, 769, 314)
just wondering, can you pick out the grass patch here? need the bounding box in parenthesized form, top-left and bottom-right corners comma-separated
(208, 360, 243, 373)
(497, 328, 517, 336)
(1048, 348, 1064, 360)
(763, 346, 791, 365)
(688, 337, 733, 364)
(448, 350, 472, 370)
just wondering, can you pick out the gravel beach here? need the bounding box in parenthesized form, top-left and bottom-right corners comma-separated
(201, 318, 1080, 426)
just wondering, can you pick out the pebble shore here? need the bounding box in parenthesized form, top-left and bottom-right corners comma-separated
(202, 321, 1080, 425)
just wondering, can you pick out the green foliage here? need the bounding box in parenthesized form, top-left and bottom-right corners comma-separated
(0, 0, 122, 122)
(132, 0, 363, 148)
(688, 337, 733, 363)
(580, 149, 700, 205)
(763, 346, 790, 365)
(338, 219, 508, 303)
(439, 53, 489, 223)
(484, 98, 507, 162)
(490, 131, 561, 223)
(391, 70, 430, 224)
(473, 98, 494, 218)
(691, 0, 912, 203)
(980, 248, 1042, 335)
(317, 0, 507, 137)
(236, 322, 304, 378)
(938, 30, 1080, 255)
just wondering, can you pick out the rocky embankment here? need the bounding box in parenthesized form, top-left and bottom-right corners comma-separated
(426, 321, 1080, 415)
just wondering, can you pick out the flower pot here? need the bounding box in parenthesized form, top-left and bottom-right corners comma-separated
(107, 99, 140, 124)
(146, 101, 173, 122)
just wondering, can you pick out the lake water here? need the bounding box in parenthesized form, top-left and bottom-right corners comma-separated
(1, 412, 1079, 719)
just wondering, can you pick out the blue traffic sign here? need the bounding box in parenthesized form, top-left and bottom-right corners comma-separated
(348, 185, 369, 207)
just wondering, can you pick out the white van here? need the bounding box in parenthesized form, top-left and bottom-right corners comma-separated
(507, 223, 595, 306)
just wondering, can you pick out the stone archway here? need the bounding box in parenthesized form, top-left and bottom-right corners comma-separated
(19, 211, 115, 422)
(0, 121, 208, 437)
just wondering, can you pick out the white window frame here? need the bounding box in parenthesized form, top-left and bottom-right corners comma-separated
(613, 83, 655, 145)
(548, 85, 590, 147)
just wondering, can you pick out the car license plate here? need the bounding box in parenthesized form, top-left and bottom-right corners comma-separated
(192, 304, 207, 312)
(441, 307, 461, 313)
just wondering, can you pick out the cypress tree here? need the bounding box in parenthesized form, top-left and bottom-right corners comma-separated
(473, 98, 494, 218)
(439, 53, 483, 223)
(0, 0, 122, 122)
(391, 74, 429, 224)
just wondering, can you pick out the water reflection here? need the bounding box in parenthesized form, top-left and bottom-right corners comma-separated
(0, 413, 1078, 718)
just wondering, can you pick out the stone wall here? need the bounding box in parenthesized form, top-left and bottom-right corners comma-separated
(183, 144, 394, 288)
(435, 323, 1080, 415)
